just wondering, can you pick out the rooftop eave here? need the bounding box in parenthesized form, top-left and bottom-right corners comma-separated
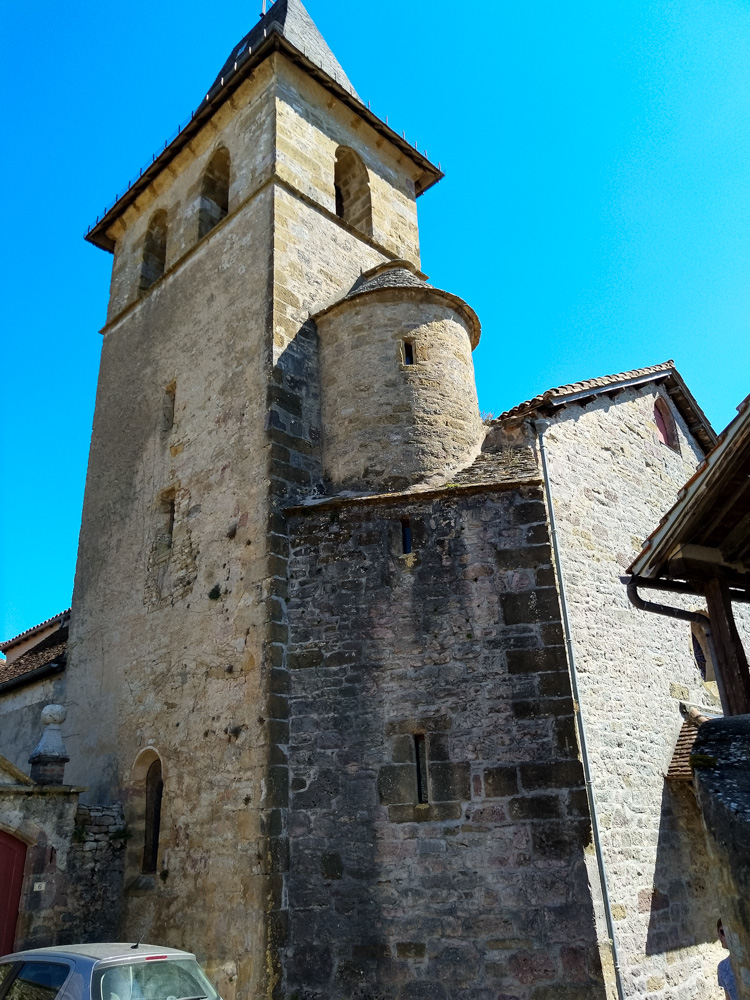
(84, 28, 443, 253)
(629, 395, 750, 581)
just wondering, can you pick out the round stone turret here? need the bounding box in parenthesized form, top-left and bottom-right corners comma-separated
(314, 260, 483, 491)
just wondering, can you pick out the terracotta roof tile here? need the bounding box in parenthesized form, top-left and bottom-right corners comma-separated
(497, 362, 676, 421)
(0, 625, 68, 686)
(666, 707, 713, 781)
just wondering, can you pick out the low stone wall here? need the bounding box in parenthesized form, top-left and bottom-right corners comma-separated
(62, 804, 126, 943)
(692, 717, 750, 1000)
(2, 788, 124, 950)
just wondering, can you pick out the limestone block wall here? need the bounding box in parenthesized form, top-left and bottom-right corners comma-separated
(104, 51, 424, 326)
(106, 60, 277, 322)
(274, 58, 422, 266)
(540, 386, 725, 997)
(316, 292, 483, 490)
(66, 189, 275, 999)
(281, 486, 608, 1000)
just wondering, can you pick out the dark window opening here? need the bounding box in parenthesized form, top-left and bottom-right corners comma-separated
(403, 340, 414, 365)
(414, 734, 428, 804)
(163, 382, 176, 433)
(143, 758, 164, 873)
(157, 492, 176, 553)
(333, 146, 373, 236)
(692, 633, 707, 681)
(198, 147, 231, 240)
(140, 210, 168, 293)
(401, 518, 412, 554)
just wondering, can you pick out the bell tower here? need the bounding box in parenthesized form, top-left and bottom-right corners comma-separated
(65, 2, 482, 996)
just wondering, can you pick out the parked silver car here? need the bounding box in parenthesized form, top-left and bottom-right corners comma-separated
(0, 944, 220, 1000)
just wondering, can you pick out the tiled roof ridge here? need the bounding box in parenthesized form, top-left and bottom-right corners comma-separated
(496, 361, 676, 422)
(1, 609, 71, 651)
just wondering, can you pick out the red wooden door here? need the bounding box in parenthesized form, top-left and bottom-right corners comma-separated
(0, 830, 26, 955)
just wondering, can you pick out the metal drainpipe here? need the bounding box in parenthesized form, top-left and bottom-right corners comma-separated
(534, 419, 626, 1000)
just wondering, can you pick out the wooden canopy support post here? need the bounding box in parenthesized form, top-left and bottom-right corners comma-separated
(704, 575, 750, 715)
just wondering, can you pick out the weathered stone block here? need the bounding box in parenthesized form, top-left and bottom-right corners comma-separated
(509, 795, 563, 820)
(288, 648, 323, 669)
(428, 762, 470, 802)
(378, 764, 417, 805)
(520, 761, 584, 790)
(484, 766, 519, 798)
(506, 647, 567, 674)
(502, 588, 560, 625)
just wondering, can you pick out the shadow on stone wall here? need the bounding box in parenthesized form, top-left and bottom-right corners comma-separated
(645, 781, 718, 955)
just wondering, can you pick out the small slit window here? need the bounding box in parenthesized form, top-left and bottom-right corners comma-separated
(654, 398, 679, 451)
(414, 735, 428, 804)
(162, 382, 176, 433)
(401, 518, 412, 554)
(143, 757, 163, 873)
(198, 147, 231, 240)
(403, 341, 414, 366)
(140, 209, 168, 292)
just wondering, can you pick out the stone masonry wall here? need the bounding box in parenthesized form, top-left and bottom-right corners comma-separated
(60, 804, 126, 944)
(540, 385, 725, 998)
(1, 790, 123, 950)
(282, 485, 608, 1000)
(67, 163, 276, 1000)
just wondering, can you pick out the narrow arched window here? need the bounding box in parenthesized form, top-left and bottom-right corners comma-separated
(142, 758, 163, 873)
(334, 146, 373, 236)
(198, 147, 231, 239)
(654, 398, 679, 451)
(140, 210, 168, 292)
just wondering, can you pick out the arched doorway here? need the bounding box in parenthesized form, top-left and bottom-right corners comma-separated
(0, 830, 26, 954)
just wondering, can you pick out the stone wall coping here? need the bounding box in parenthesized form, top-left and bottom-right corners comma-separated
(0, 785, 86, 796)
(285, 474, 543, 516)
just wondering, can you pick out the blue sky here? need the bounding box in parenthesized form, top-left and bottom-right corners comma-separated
(2, 0, 750, 639)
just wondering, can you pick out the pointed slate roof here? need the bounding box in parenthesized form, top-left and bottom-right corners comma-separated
(209, 0, 360, 101)
(314, 260, 482, 348)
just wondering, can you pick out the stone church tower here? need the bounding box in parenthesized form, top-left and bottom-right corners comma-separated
(37, 3, 720, 999)
(67, 2, 494, 996)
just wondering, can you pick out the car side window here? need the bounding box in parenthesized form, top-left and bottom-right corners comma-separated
(0, 965, 14, 986)
(6, 963, 70, 1000)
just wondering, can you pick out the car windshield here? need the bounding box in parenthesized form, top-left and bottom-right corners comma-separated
(94, 960, 218, 1000)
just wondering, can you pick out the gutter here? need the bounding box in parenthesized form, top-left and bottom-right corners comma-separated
(534, 419, 626, 1000)
(0, 659, 65, 696)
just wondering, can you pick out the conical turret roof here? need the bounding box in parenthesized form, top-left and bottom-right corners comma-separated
(209, 0, 360, 101)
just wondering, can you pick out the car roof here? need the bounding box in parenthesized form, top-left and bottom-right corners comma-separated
(1, 944, 195, 964)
